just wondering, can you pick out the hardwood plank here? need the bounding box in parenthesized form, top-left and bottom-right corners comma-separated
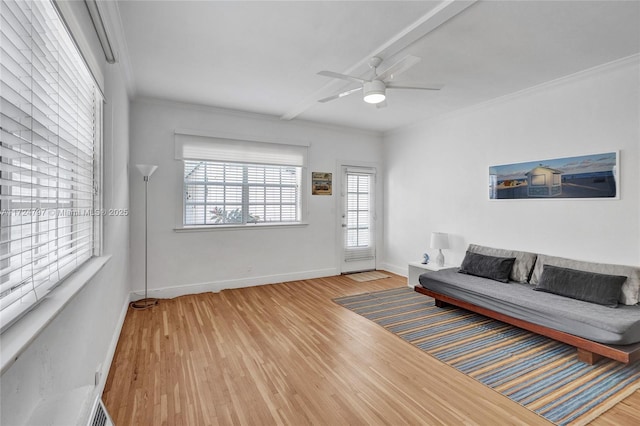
(591, 390, 640, 426)
(103, 274, 638, 425)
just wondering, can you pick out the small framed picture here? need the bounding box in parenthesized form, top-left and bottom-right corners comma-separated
(312, 172, 332, 195)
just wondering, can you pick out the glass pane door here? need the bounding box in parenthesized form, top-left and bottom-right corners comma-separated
(341, 167, 375, 273)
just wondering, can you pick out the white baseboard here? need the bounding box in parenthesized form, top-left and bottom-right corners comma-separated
(79, 292, 130, 423)
(130, 267, 340, 301)
(379, 262, 406, 277)
(27, 385, 94, 426)
(31, 292, 130, 426)
(98, 294, 130, 393)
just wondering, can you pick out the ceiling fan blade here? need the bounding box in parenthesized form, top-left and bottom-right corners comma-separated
(386, 82, 444, 91)
(318, 86, 362, 103)
(317, 70, 366, 84)
(377, 55, 421, 82)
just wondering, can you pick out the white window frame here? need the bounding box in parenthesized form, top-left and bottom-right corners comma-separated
(174, 130, 309, 231)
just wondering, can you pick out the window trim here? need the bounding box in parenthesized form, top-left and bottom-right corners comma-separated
(174, 222, 309, 232)
(0, 255, 111, 374)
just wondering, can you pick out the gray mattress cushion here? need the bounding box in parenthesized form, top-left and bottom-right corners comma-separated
(419, 268, 640, 345)
(530, 254, 640, 306)
(468, 244, 537, 283)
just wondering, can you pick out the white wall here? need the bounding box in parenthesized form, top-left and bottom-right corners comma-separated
(0, 8, 131, 425)
(129, 99, 383, 298)
(382, 58, 640, 274)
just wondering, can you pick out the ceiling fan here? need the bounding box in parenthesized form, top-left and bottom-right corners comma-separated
(317, 55, 442, 108)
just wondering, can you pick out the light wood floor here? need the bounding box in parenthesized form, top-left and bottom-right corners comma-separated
(103, 273, 640, 425)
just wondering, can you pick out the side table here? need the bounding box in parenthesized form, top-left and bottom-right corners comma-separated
(407, 262, 454, 287)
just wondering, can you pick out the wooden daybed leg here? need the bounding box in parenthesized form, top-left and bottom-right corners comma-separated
(434, 299, 450, 308)
(577, 348, 602, 365)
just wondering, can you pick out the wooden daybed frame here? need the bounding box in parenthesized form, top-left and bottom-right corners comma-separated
(414, 285, 640, 365)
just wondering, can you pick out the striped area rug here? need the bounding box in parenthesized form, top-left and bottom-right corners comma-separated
(334, 287, 640, 426)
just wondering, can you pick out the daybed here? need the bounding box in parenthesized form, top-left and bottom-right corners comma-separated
(415, 244, 640, 364)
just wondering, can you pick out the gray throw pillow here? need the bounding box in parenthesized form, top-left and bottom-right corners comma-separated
(530, 254, 638, 305)
(458, 251, 516, 283)
(533, 264, 627, 307)
(467, 244, 537, 283)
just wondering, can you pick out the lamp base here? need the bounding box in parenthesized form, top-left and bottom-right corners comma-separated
(130, 298, 159, 310)
(435, 249, 445, 267)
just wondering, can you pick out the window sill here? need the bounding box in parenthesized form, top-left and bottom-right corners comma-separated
(174, 222, 309, 232)
(0, 255, 112, 374)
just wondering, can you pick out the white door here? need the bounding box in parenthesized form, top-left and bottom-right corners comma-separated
(340, 166, 376, 273)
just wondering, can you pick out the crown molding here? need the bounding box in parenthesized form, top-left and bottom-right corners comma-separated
(385, 53, 640, 137)
(135, 96, 382, 138)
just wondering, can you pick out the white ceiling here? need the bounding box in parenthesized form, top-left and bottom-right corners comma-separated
(114, 0, 640, 133)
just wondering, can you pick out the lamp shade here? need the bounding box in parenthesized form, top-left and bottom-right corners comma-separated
(430, 232, 449, 249)
(135, 164, 158, 178)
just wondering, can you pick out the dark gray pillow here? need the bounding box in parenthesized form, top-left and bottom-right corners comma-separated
(533, 264, 627, 307)
(458, 251, 516, 283)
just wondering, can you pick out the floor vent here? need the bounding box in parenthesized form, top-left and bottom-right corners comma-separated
(89, 398, 114, 426)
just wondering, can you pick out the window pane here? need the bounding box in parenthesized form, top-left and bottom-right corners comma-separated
(248, 205, 264, 222)
(207, 185, 224, 203)
(224, 164, 243, 183)
(209, 205, 243, 224)
(185, 184, 204, 203)
(247, 166, 264, 184)
(248, 186, 265, 203)
(224, 186, 242, 204)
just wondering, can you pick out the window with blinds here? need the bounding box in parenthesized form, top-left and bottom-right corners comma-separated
(176, 131, 307, 227)
(1, 0, 101, 331)
(184, 161, 301, 226)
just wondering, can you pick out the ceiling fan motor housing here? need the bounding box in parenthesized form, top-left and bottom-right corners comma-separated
(363, 80, 386, 104)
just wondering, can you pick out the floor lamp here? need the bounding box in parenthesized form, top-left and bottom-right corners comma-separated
(131, 164, 159, 310)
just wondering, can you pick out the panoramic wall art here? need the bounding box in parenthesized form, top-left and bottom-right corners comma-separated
(489, 152, 619, 200)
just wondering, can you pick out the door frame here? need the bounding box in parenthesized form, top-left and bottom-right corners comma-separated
(335, 160, 383, 274)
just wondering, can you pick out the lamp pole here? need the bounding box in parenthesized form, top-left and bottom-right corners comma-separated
(131, 164, 158, 310)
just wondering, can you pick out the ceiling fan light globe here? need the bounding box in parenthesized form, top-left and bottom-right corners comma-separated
(364, 93, 386, 104)
(363, 80, 386, 104)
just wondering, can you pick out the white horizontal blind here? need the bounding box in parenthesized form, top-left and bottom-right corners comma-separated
(1, 0, 99, 331)
(175, 132, 307, 167)
(344, 171, 374, 262)
(184, 160, 301, 226)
